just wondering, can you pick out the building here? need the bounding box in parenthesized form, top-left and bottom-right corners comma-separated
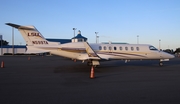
(71, 30, 87, 42)
(0, 45, 26, 55)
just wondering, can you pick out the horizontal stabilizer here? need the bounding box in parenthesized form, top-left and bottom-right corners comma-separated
(6, 23, 35, 30)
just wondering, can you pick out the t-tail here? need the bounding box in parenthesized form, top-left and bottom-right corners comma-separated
(6, 23, 59, 53)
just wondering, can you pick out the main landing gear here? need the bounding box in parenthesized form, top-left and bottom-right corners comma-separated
(88, 60, 100, 79)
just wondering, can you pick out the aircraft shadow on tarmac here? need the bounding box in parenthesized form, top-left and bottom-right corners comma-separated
(53, 57, 179, 73)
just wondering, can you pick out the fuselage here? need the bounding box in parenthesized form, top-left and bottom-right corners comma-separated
(32, 42, 174, 61)
(90, 43, 174, 60)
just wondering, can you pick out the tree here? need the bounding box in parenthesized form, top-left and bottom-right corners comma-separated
(0, 40, 9, 45)
(174, 48, 180, 54)
(163, 49, 174, 54)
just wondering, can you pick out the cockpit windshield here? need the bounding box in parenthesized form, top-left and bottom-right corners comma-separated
(149, 46, 158, 51)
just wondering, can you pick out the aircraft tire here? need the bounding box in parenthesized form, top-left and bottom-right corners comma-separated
(159, 62, 163, 66)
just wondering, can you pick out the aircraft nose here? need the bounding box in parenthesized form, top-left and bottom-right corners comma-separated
(169, 54, 175, 58)
(161, 52, 175, 59)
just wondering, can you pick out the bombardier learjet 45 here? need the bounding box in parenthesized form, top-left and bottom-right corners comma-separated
(6, 23, 174, 78)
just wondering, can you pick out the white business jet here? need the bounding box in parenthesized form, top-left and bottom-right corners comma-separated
(6, 23, 174, 78)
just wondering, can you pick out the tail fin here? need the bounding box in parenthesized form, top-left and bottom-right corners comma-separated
(5, 23, 58, 46)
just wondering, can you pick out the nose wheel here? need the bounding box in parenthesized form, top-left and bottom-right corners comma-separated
(159, 62, 163, 66)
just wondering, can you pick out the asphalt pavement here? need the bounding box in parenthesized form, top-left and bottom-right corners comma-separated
(0, 56, 180, 104)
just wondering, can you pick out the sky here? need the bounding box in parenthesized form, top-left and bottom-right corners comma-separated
(0, 0, 180, 50)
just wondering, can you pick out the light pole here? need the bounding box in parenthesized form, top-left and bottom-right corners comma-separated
(159, 39, 161, 51)
(12, 27, 14, 55)
(73, 28, 77, 42)
(95, 32, 98, 43)
(137, 35, 139, 44)
(97, 36, 99, 43)
(0, 35, 2, 55)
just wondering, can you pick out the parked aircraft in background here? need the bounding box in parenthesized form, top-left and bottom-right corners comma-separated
(6, 23, 174, 78)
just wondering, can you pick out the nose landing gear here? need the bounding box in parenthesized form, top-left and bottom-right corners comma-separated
(159, 62, 163, 66)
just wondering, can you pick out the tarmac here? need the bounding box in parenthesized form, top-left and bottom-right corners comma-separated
(0, 56, 180, 104)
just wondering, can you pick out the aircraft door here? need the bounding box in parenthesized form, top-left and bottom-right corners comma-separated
(108, 45, 112, 53)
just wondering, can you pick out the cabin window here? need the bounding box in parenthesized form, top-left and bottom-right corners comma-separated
(136, 47, 139, 51)
(131, 47, 134, 51)
(119, 47, 122, 50)
(114, 47, 117, 50)
(125, 47, 128, 51)
(99, 46, 102, 50)
(149, 46, 158, 51)
(109, 46, 112, 50)
(104, 46, 107, 50)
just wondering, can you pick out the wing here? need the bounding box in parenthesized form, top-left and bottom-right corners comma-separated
(83, 42, 101, 60)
